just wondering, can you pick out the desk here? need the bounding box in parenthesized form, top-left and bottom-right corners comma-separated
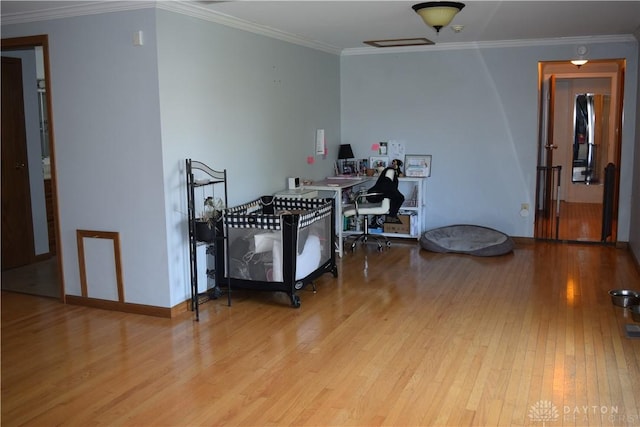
(304, 177, 374, 257)
(274, 188, 319, 199)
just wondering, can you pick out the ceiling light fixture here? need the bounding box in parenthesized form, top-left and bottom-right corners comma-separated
(412, 2, 465, 33)
(571, 45, 589, 68)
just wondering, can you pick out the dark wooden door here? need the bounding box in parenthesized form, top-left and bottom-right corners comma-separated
(1, 56, 35, 269)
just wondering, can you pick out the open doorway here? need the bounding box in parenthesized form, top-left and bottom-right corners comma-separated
(535, 59, 624, 243)
(1, 35, 63, 300)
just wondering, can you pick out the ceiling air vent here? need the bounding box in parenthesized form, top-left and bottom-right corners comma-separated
(363, 38, 434, 48)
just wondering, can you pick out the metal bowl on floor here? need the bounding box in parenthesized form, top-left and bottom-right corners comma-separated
(608, 289, 640, 307)
(629, 305, 640, 323)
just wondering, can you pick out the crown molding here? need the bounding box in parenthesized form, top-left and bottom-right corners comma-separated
(0, 1, 154, 25)
(0, 0, 342, 55)
(156, 1, 342, 55)
(1, 2, 635, 57)
(341, 34, 638, 56)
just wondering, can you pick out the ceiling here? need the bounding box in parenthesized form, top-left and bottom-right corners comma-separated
(2, 1, 639, 54)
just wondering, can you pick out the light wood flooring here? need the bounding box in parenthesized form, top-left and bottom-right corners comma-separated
(2, 240, 640, 426)
(535, 201, 604, 243)
(558, 202, 603, 242)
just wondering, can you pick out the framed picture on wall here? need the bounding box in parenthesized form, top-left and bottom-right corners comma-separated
(404, 154, 432, 177)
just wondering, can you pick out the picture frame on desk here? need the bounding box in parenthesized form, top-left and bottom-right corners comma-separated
(342, 160, 357, 175)
(404, 154, 432, 177)
(358, 158, 369, 175)
(335, 160, 356, 176)
(369, 156, 389, 170)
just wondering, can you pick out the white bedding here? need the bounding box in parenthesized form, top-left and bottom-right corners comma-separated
(271, 234, 322, 282)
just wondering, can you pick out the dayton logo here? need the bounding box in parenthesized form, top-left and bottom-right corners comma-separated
(529, 400, 560, 426)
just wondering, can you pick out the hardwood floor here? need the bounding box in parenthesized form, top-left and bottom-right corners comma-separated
(558, 202, 603, 242)
(536, 201, 604, 243)
(2, 241, 640, 426)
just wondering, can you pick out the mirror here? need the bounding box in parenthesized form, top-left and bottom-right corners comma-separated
(572, 93, 608, 184)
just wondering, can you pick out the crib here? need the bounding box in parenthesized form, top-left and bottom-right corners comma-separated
(216, 196, 337, 307)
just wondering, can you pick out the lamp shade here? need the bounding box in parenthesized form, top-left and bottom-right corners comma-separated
(412, 2, 465, 33)
(338, 144, 355, 159)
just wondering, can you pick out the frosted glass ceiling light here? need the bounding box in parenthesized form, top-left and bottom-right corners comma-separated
(412, 2, 465, 33)
(571, 46, 589, 67)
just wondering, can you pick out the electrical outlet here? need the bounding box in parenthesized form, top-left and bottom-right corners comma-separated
(521, 203, 529, 211)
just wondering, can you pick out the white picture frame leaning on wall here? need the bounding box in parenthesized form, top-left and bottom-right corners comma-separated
(404, 154, 432, 177)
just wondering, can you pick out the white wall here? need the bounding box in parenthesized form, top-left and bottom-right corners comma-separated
(155, 10, 341, 306)
(2, 9, 170, 306)
(1, 7, 341, 308)
(341, 41, 638, 238)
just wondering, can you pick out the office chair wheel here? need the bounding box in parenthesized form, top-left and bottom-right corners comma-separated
(386, 241, 392, 248)
(377, 244, 384, 252)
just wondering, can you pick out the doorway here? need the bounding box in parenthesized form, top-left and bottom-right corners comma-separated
(1, 35, 63, 300)
(535, 60, 624, 243)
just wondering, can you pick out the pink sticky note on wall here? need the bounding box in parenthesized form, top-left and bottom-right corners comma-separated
(371, 143, 380, 151)
(307, 156, 315, 164)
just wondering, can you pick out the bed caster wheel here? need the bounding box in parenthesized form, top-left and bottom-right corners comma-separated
(331, 266, 338, 277)
(291, 294, 301, 308)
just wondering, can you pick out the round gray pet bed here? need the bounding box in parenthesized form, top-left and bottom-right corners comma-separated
(420, 224, 514, 256)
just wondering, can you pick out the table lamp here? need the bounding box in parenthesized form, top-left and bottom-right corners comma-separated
(338, 144, 355, 175)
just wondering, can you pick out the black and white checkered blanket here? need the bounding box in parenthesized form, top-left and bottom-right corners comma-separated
(224, 197, 332, 230)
